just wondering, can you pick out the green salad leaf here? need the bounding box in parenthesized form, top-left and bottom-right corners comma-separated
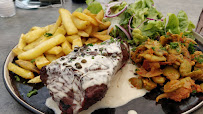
(74, 7, 83, 12)
(166, 13, 180, 34)
(86, 0, 102, 14)
(177, 10, 189, 32)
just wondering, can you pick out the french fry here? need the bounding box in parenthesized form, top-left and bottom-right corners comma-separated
(85, 38, 98, 44)
(72, 16, 90, 30)
(72, 38, 83, 49)
(53, 25, 66, 36)
(23, 28, 46, 43)
(56, 51, 65, 58)
(66, 35, 81, 43)
(29, 26, 41, 31)
(96, 10, 104, 21)
(72, 12, 98, 26)
(78, 31, 89, 37)
(83, 9, 97, 17)
(44, 24, 54, 32)
(99, 21, 111, 30)
(35, 55, 50, 69)
(84, 25, 92, 35)
(59, 8, 78, 35)
(45, 46, 63, 55)
(91, 25, 99, 34)
(28, 76, 42, 83)
(62, 41, 72, 55)
(15, 60, 40, 74)
(92, 34, 111, 41)
(8, 62, 34, 79)
(48, 17, 62, 34)
(23, 36, 43, 51)
(12, 47, 24, 56)
(93, 30, 108, 35)
(18, 34, 26, 50)
(18, 34, 66, 60)
(45, 54, 57, 62)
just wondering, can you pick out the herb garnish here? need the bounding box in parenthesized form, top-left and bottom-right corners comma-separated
(87, 43, 93, 46)
(14, 75, 20, 81)
(92, 56, 94, 59)
(30, 59, 35, 63)
(192, 90, 196, 94)
(27, 89, 38, 98)
(101, 42, 106, 45)
(195, 55, 203, 64)
(151, 47, 155, 51)
(44, 33, 53, 37)
(131, 47, 136, 51)
(188, 42, 196, 54)
(170, 42, 179, 49)
(110, 37, 115, 43)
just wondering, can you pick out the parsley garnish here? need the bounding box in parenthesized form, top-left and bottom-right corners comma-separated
(14, 75, 20, 81)
(195, 55, 203, 64)
(92, 56, 94, 59)
(192, 90, 196, 93)
(110, 37, 115, 43)
(120, 40, 124, 44)
(170, 42, 179, 49)
(160, 46, 166, 51)
(30, 59, 35, 63)
(188, 42, 196, 54)
(87, 43, 93, 46)
(44, 33, 53, 37)
(27, 89, 38, 98)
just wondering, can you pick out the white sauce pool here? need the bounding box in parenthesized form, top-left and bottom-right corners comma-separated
(45, 63, 147, 114)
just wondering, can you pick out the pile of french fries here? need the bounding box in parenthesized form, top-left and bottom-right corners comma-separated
(8, 8, 111, 83)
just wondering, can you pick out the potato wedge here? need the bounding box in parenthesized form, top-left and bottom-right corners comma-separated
(72, 38, 83, 49)
(45, 46, 63, 55)
(62, 41, 72, 55)
(8, 62, 34, 79)
(28, 76, 42, 83)
(66, 35, 81, 43)
(72, 12, 98, 26)
(35, 55, 50, 69)
(18, 34, 66, 60)
(23, 28, 46, 43)
(72, 16, 90, 30)
(18, 34, 26, 50)
(12, 47, 24, 56)
(59, 8, 78, 35)
(15, 60, 39, 74)
(45, 54, 57, 62)
(78, 31, 89, 37)
(85, 38, 98, 44)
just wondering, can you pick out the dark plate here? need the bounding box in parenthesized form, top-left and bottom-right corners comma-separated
(3, 32, 203, 114)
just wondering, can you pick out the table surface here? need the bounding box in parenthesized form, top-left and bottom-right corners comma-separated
(0, 0, 203, 114)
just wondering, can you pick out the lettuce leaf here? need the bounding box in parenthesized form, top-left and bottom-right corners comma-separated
(86, 0, 102, 14)
(74, 7, 83, 12)
(177, 10, 189, 32)
(166, 13, 180, 34)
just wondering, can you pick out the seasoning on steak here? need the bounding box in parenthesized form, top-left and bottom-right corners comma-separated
(40, 38, 129, 114)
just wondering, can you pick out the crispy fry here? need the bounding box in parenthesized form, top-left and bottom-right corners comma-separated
(45, 54, 57, 62)
(35, 55, 50, 69)
(92, 34, 111, 41)
(53, 25, 66, 36)
(23, 28, 46, 43)
(23, 36, 43, 51)
(15, 60, 39, 74)
(84, 25, 93, 35)
(96, 10, 104, 21)
(8, 62, 34, 79)
(49, 16, 62, 34)
(66, 35, 81, 43)
(78, 31, 89, 37)
(72, 16, 90, 30)
(85, 38, 98, 44)
(18, 34, 66, 60)
(59, 8, 78, 35)
(18, 34, 26, 50)
(56, 51, 65, 58)
(28, 76, 42, 83)
(45, 46, 63, 55)
(99, 21, 111, 30)
(72, 38, 83, 49)
(72, 12, 98, 26)
(12, 47, 24, 56)
(62, 41, 72, 55)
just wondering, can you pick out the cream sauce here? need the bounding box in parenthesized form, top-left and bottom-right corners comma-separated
(128, 110, 138, 114)
(45, 63, 147, 114)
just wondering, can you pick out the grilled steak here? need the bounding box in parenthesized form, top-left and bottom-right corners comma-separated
(40, 38, 129, 114)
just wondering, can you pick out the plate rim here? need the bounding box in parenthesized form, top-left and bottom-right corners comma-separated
(2, 32, 203, 114)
